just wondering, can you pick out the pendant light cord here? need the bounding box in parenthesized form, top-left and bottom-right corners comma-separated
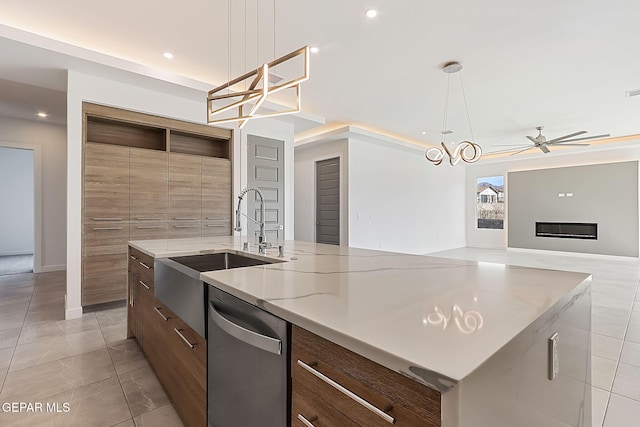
(441, 73, 451, 144)
(459, 70, 475, 143)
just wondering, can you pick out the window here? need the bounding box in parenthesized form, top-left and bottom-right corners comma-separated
(476, 176, 504, 229)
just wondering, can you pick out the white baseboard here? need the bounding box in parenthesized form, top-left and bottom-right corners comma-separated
(0, 251, 34, 256)
(38, 264, 66, 273)
(507, 247, 639, 261)
(65, 299, 83, 320)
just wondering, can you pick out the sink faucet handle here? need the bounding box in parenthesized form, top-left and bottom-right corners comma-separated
(278, 245, 284, 258)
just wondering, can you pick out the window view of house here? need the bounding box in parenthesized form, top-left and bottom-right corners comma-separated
(476, 176, 504, 229)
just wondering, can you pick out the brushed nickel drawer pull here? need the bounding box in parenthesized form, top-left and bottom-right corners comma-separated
(139, 262, 152, 270)
(139, 280, 150, 290)
(297, 414, 318, 427)
(174, 225, 197, 228)
(205, 218, 228, 221)
(136, 226, 163, 229)
(174, 217, 198, 220)
(136, 217, 161, 220)
(93, 217, 123, 221)
(92, 227, 123, 230)
(206, 224, 227, 227)
(130, 255, 137, 260)
(174, 328, 195, 348)
(297, 360, 395, 424)
(153, 307, 169, 321)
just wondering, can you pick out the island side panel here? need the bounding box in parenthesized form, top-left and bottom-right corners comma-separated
(442, 277, 591, 427)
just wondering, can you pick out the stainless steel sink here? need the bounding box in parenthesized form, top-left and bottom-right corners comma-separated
(168, 252, 275, 272)
(154, 252, 282, 338)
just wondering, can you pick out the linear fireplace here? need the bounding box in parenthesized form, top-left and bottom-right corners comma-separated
(535, 222, 598, 240)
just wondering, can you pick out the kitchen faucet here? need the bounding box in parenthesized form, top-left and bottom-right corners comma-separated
(235, 186, 268, 254)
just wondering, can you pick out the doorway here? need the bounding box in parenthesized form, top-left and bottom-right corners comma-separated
(0, 146, 35, 275)
(246, 135, 285, 245)
(315, 157, 340, 245)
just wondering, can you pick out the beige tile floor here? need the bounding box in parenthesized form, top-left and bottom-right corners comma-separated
(0, 271, 184, 427)
(430, 247, 640, 427)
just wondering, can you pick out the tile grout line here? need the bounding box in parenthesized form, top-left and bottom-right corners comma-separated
(601, 276, 640, 425)
(1, 273, 38, 395)
(97, 314, 138, 425)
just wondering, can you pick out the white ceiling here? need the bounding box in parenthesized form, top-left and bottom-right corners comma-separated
(1, 0, 639, 154)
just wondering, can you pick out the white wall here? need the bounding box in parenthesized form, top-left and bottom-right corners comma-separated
(0, 146, 34, 255)
(66, 70, 296, 319)
(0, 117, 66, 271)
(348, 138, 466, 254)
(294, 139, 349, 244)
(465, 140, 640, 249)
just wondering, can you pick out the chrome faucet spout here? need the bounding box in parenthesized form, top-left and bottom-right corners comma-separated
(235, 186, 267, 250)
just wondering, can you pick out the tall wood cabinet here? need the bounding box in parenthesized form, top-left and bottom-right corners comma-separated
(82, 103, 232, 307)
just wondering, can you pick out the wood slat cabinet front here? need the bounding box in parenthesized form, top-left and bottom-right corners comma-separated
(202, 157, 232, 236)
(127, 245, 206, 427)
(141, 287, 206, 427)
(127, 247, 154, 343)
(291, 325, 442, 427)
(82, 104, 233, 308)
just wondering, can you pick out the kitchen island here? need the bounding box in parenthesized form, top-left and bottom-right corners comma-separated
(129, 236, 591, 426)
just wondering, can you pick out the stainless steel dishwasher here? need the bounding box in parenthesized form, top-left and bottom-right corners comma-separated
(208, 285, 290, 427)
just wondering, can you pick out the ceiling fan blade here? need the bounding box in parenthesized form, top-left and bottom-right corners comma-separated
(492, 144, 535, 146)
(547, 131, 587, 144)
(539, 145, 551, 153)
(525, 135, 538, 144)
(553, 143, 590, 146)
(510, 146, 535, 156)
(553, 134, 610, 143)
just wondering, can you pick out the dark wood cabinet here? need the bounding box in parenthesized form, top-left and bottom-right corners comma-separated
(291, 325, 442, 427)
(128, 245, 206, 427)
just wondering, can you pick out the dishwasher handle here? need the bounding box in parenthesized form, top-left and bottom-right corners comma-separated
(208, 301, 282, 355)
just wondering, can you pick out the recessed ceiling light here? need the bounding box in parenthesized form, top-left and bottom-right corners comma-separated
(310, 46, 319, 54)
(421, 131, 427, 135)
(365, 9, 378, 18)
(37, 112, 48, 118)
(163, 52, 174, 59)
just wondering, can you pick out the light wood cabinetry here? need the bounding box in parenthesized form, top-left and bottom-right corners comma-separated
(202, 157, 232, 236)
(82, 103, 232, 307)
(292, 325, 442, 427)
(128, 246, 206, 427)
(169, 153, 202, 239)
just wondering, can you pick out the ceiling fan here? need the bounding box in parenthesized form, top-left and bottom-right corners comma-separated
(497, 126, 610, 156)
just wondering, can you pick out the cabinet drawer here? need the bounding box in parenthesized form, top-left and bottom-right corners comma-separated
(169, 221, 202, 238)
(128, 247, 155, 281)
(292, 326, 441, 426)
(129, 222, 169, 241)
(292, 378, 358, 427)
(84, 223, 129, 256)
(202, 220, 231, 237)
(143, 297, 206, 427)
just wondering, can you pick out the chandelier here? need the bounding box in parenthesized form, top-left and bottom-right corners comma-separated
(425, 62, 482, 166)
(207, 1, 310, 129)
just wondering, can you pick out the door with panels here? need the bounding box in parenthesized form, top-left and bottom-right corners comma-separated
(315, 157, 340, 245)
(247, 135, 285, 245)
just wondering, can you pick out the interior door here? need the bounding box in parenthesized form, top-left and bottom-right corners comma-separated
(315, 157, 340, 245)
(247, 135, 284, 245)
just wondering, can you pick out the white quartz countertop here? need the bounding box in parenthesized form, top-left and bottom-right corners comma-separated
(129, 236, 591, 392)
